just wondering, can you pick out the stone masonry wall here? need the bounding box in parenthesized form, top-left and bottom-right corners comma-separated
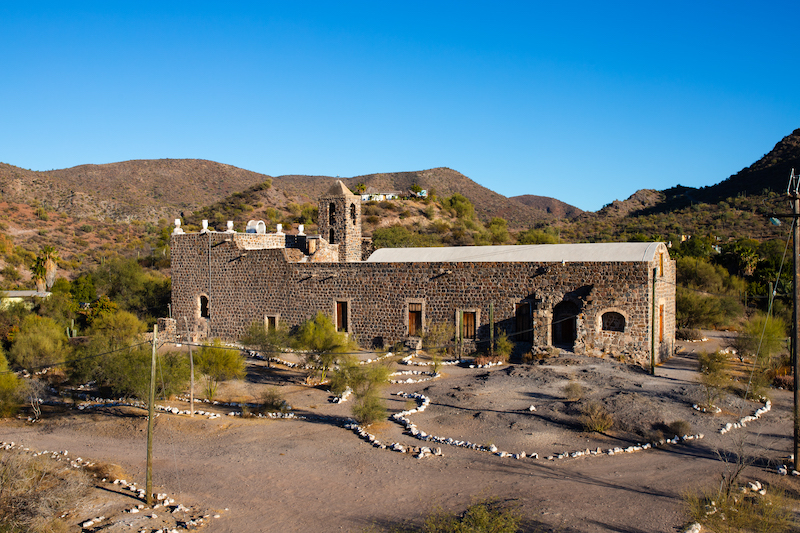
(171, 234, 676, 367)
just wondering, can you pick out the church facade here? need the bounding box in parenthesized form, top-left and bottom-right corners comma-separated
(170, 182, 676, 367)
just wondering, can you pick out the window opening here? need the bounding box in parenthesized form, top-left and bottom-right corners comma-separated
(515, 302, 532, 342)
(329, 202, 336, 225)
(266, 316, 277, 331)
(659, 253, 664, 277)
(350, 204, 357, 225)
(199, 295, 209, 319)
(601, 311, 625, 332)
(408, 303, 422, 336)
(659, 304, 664, 342)
(336, 301, 348, 333)
(329, 228, 335, 244)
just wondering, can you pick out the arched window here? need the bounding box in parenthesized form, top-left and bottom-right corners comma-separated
(350, 203, 357, 225)
(601, 312, 625, 332)
(329, 202, 336, 225)
(329, 228, 335, 244)
(199, 295, 210, 319)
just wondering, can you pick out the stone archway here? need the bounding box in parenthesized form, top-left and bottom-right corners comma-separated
(552, 301, 579, 349)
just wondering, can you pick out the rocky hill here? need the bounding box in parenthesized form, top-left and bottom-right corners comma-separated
(511, 194, 583, 219)
(0, 160, 578, 229)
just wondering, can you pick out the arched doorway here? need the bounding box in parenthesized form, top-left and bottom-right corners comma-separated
(552, 301, 579, 349)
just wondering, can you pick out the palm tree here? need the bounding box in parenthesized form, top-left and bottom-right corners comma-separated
(30, 256, 46, 293)
(40, 246, 58, 290)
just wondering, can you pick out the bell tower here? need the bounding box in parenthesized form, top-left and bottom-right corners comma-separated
(318, 180, 362, 262)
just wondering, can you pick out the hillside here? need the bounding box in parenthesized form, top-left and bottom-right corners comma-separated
(0, 160, 275, 222)
(511, 194, 583, 219)
(271, 168, 562, 228)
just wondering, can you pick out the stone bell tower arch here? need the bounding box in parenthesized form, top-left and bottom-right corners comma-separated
(318, 180, 361, 262)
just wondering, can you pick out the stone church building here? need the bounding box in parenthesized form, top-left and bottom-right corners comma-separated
(170, 182, 676, 366)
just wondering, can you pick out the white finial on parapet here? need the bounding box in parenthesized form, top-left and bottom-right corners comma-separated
(226, 221, 235, 233)
(173, 219, 184, 234)
(201, 220, 209, 233)
(298, 224, 305, 235)
(276, 223, 284, 235)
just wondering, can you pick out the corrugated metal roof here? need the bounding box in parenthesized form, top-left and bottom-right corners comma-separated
(366, 242, 664, 263)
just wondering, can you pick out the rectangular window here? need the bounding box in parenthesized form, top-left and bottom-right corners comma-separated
(462, 311, 476, 339)
(408, 303, 422, 336)
(336, 301, 348, 333)
(266, 315, 277, 331)
(659, 253, 664, 277)
(659, 304, 664, 342)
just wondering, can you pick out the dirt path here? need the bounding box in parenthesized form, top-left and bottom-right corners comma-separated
(1, 340, 796, 532)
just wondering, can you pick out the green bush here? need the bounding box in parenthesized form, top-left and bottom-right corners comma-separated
(0, 351, 22, 417)
(494, 331, 513, 361)
(196, 339, 245, 382)
(418, 498, 522, 533)
(697, 351, 730, 408)
(293, 312, 355, 382)
(9, 315, 67, 369)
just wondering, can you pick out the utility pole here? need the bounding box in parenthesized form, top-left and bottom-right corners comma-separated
(791, 170, 800, 467)
(183, 317, 195, 417)
(772, 169, 800, 467)
(651, 267, 657, 376)
(146, 324, 157, 506)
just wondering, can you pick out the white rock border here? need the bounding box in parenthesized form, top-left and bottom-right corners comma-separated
(0, 441, 220, 531)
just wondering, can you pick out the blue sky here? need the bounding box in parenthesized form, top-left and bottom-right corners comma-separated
(2, 2, 798, 212)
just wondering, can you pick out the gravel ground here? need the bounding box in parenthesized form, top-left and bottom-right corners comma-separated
(1, 332, 797, 532)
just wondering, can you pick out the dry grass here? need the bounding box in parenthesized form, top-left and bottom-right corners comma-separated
(578, 401, 613, 433)
(0, 449, 92, 533)
(684, 482, 795, 533)
(85, 461, 126, 482)
(562, 381, 587, 402)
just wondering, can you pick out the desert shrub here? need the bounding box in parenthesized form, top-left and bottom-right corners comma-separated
(0, 265, 19, 282)
(261, 387, 288, 413)
(676, 328, 704, 341)
(240, 320, 289, 367)
(331, 356, 390, 425)
(732, 313, 787, 370)
(423, 322, 454, 358)
(0, 449, 92, 533)
(562, 381, 586, 402)
(293, 312, 355, 382)
(9, 315, 67, 369)
(0, 351, 22, 417)
(417, 498, 522, 533)
(517, 228, 560, 244)
(85, 461, 126, 482)
(494, 331, 513, 361)
(441, 193, 474, 220)
(155, 352, 190, 398)
(676, 287, 742, 329)
(196, 339, 245, 382)
(667, 420, 692, 438)
(773, 374, 793, 390)
(697, 351, 730, 408)
(578, 401, 613, 432)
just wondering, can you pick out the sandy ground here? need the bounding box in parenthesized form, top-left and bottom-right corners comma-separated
(2, 332, 798, 532)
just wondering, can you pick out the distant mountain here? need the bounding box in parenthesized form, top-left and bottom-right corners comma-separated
(0, 159, 272, 221)
(510, 195, 583, 219)
(272, 167, 563, 228)
(0, 161, 576, 228)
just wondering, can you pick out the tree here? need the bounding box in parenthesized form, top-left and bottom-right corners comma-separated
(517, 228, 560, 245)
(487, 217, 510, 244)
(293, 312, 355, 382)
(30, 256, 46, 293)
(88, 310, 145, 351)
(40, 246, 59, 291)
(9, 315, 67, 369)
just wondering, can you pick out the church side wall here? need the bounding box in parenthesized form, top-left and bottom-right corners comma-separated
(171, 234, 669, 366)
